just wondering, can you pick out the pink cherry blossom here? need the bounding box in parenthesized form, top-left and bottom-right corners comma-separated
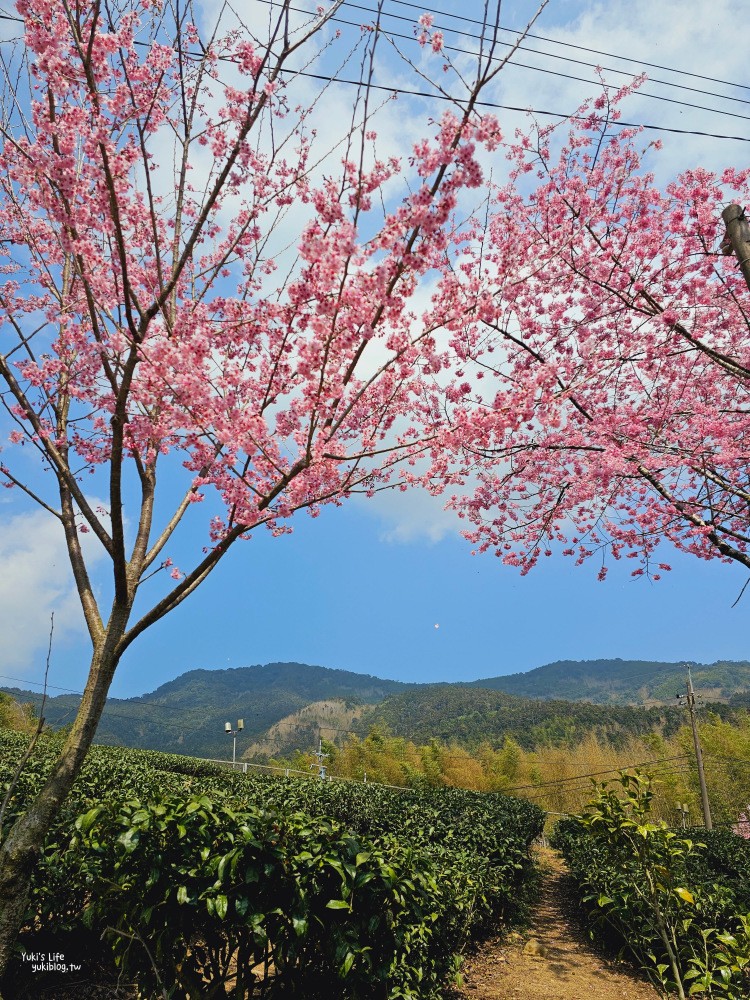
(1, 0, 749, 968)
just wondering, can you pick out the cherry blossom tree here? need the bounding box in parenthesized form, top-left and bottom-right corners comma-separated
(2, 0, 749, 979)
(0, 0, 552, 974)
(443, 92, 750, 581)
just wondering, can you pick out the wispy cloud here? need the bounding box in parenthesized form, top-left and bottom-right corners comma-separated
(355, 487, 462, 544)
(0, 505, 107, 676)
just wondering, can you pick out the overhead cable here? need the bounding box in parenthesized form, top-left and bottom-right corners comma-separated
(288, 69, 750, 142)
(381, 0, 750, 94)
(333, 0, 750, 117)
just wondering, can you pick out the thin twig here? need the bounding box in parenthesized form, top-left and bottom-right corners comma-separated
(102, 926, 169, 1000)
(731, 577, 750, 608)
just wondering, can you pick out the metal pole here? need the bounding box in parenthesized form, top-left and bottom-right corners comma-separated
(310, 738, 329, 779)
(686, 668, 713, 831)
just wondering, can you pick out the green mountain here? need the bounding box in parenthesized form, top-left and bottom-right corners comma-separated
(468, 658, 750, 705)
(3, 657, 749, 760)
(1, 662, 407, 759)
(354, 683, 700, 750)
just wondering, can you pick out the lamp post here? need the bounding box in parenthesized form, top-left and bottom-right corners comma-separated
(310, 738, 329, 780)
(676, 802, 690, 829)
(225, 719, 244, 768)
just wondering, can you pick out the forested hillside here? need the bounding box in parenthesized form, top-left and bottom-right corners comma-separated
(0, 663, 408, 758)
(3, 659, 748, 762)
(471, 658, 750, 704)
(354, 684, 697, 749)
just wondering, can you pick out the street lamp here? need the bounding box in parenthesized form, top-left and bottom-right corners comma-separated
(225, 719, 244, 768)
(310, 738, 329, 780)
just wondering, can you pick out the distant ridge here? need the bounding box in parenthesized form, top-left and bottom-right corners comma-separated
(3, 657, 749, 759)
(140, 662, 408, 707)
(467, 658, 750, 705)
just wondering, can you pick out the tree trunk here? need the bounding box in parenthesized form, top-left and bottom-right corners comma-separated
(0, 622, 125, 991)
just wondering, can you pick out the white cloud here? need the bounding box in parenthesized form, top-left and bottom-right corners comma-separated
(355, 486, 462, 544)
(486, 0, 749, 181)
(0, 505, 107, 676)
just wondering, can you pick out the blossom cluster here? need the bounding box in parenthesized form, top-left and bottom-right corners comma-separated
(2, 0, 750, 590)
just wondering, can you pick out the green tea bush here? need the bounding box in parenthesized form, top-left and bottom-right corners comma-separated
(240, 776, 544, 926)
(556, 772, 750, 999)
(1, 732, 190, 932)
(1, 730, 543, 997)
(72, 791, 498, 998)
(685, 829, 750, 912)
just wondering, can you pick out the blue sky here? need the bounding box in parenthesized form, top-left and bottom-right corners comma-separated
(1, 0, 748, 700)
(103, 500, 750, 699)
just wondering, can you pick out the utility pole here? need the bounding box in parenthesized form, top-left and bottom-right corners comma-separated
(677, 666, 713, 831)
(721, 204, 750, 292)
(224, 719, 244, 768)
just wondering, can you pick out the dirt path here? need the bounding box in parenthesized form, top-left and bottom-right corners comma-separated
(450, 848, 662, 1000)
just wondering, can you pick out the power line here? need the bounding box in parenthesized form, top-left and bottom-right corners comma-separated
(268, 721, 357, 735)
(513, 752, 750, 804)
(287, 69, 750, 143)
(332, 1, 750, 119)
(0, 673, 83, 695)
(0, 677, 220, 736)
(0, 676, 356, 739)
(237, 0, 750, 128)
(517, 765, 694, 803)
(705, 752, 750, 768)
(1, 677, 387, 743)
(5, 0, 749, 100)
(6, 0, 750, 131)
(501, 754, 691, 793)
(382, 0, 750, 95)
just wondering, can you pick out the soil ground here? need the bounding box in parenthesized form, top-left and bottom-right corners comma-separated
(449, 847, 662, 1000)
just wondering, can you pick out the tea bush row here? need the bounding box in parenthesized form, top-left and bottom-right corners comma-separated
(552, 772, 750, 998)
(684, 829, 750, 912)
(1, 731, 543, 998)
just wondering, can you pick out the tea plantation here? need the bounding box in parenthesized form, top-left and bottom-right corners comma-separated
(0, 731, 544, 998)
(551, 772, 750, 999)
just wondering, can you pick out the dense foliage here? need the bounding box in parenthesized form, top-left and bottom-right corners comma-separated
(552, 773, 750, 998)
(0, 730, 543, 998)
(685, 830, 750, 913)
(357, 684, 690, 749)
